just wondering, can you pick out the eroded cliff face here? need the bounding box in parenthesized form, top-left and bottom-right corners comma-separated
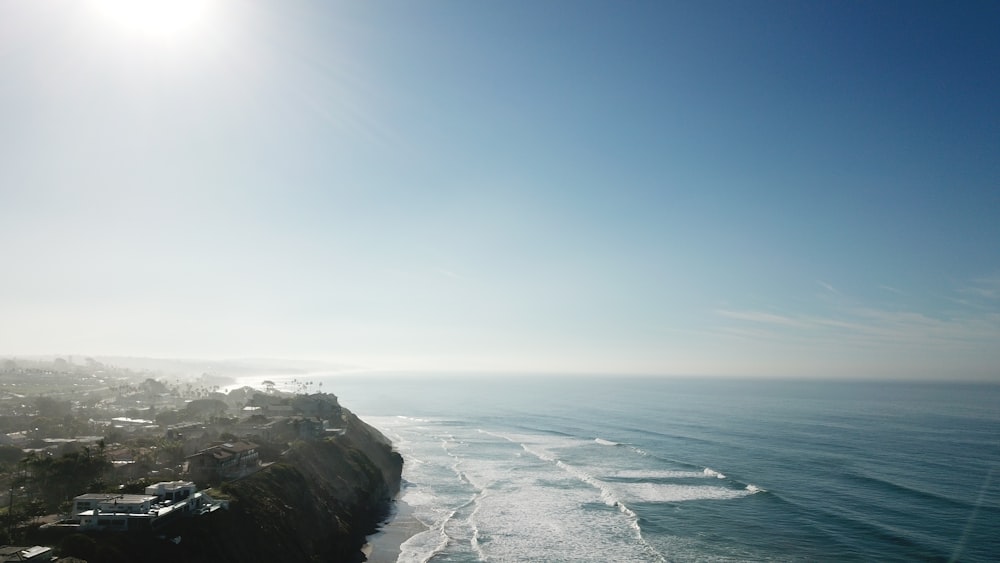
(42, 409, 403, 563)
(182, 410, 403, 562)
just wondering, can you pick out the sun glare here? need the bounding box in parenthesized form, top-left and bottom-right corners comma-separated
(92, 0, 213, 40)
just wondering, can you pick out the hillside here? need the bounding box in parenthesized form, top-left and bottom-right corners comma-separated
(32, 407, 403, 563)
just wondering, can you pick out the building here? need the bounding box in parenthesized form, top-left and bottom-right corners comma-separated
(0, 546, 53, 562)
(260, 416, 324, 442)
(264, 404, 294, 416)
(185, 441, 260, 482)
(72, 494, 156, 519)
(71, 481, 208, 532)
(72, 493, 157, 532)
(292, 394, 341, 418)
(108, 417, 158, 433)
(144, 480, 197, 503)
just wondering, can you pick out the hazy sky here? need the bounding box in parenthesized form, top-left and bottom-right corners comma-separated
(2, 1, 998, 379)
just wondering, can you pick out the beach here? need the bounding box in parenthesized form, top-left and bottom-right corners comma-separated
(363, 498, 424, 563)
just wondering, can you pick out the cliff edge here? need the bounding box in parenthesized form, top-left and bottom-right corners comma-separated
(39, 407, 403, 563)
(184, 409, 403, 562)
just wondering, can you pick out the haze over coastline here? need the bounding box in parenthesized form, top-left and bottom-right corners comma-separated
(2, 1, 999, 380)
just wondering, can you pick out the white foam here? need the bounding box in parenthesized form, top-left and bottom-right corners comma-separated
(513, 446, 666, 562)
(486, 429, 604, 450)
(397, 528, 449, 563)
(704, 467, 727, 479)
(400, 489, 436, 509)
(606, 469, 712, 479)
(517, 442, 557, 463)
(616, 482, 753, 503)
(556, 460, 619, 507)
(745, 484, 765, 494)
(467, 472, 664, 562)
(396, 509, 451, 561)
(395, 415, 430, 423)
(405, 455, 426, 466)
(468, 489, 488, 561)
(378, 416, 762, 562)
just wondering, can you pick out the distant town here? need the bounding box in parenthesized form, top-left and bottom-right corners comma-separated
(0, 356, 346, 561)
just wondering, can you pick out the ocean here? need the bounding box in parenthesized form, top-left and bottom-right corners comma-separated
(265, 375, 1000, 562)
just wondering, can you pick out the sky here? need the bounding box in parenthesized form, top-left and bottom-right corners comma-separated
(1, 1, 999, 379)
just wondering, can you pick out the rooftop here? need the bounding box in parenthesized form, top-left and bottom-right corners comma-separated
(75, 493, 157, 503)
(186, 440, 258, 460)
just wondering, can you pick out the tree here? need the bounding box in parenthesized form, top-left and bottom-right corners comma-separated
(155, 409, 183, 426)
(184, 399, 229, 420)
(25, 450, 111, 512)
(155, 439, 185, 466)
(139, 378, 168, 397)
(59, 534, 98, 561)
(0, 445, 24, 465)
(34, 396, 71, 418)
(23, 498, 46, 522)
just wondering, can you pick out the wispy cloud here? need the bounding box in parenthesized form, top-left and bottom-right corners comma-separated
(960, 275, 1000, 301)
(715, 309, 805, 327)
(817, 280, 840, 295)
(718, 306, 1000, 350)
(714, 278, 1000, 357)
(878, 284, 904, 295)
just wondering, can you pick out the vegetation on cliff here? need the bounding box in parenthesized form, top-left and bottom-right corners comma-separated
(186, 410, 403, 562)
(27, 401, 402, 563)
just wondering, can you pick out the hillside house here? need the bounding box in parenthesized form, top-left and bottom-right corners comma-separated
(0, 546, 53, 562)
(72, 494, 156, 519)
(72, 481, 208, 532)
(144, 480, 197, 503)
(185, 441, 260, 482)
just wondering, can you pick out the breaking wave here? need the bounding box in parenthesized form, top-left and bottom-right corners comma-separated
(704, 467, 727, 479)
(374, 415, 764, 562)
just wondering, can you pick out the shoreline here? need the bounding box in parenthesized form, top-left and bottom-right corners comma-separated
(363, 497, 425, 563)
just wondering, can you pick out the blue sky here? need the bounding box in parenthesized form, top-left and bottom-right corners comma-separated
(1, 1, 998, 379)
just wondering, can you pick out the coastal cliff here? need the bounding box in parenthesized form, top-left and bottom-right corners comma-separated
(185, 409, 403, 562)
(38, 407, 403, 563)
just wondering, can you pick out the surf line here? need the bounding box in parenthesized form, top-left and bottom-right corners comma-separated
(508, 439, 668, 563)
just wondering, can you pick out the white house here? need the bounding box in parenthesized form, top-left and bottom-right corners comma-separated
(145, 480, 197, 504)
(72, 494, 156, 518)
(72, 481, 207, 532)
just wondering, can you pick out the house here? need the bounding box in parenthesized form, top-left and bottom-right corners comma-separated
(260, 416, 323, 442)
(264, 404, 295, 416)
(293, 417, 323, 441)
(164, 422, 203, 441)
(109, 417, 157, 433)
(71, 481, 208, 532)
(72, 493, 158, 532)
(185, 441, 260, 482)
(105, 446, 135, 467)
(0, 546, 53, 562)
(291, 394, 341, 418)
(144, 480, 197, 504)
(72, 494, 156, 519)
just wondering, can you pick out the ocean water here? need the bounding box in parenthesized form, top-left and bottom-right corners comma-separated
(294, 375, 998, 562)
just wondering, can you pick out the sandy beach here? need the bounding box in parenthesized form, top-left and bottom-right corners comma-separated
(363, 498, 425, 563)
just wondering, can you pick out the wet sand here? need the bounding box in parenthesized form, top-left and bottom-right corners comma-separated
(363, 498, 425, 563)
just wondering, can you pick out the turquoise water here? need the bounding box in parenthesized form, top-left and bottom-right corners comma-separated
(309, 375, 999, 562)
